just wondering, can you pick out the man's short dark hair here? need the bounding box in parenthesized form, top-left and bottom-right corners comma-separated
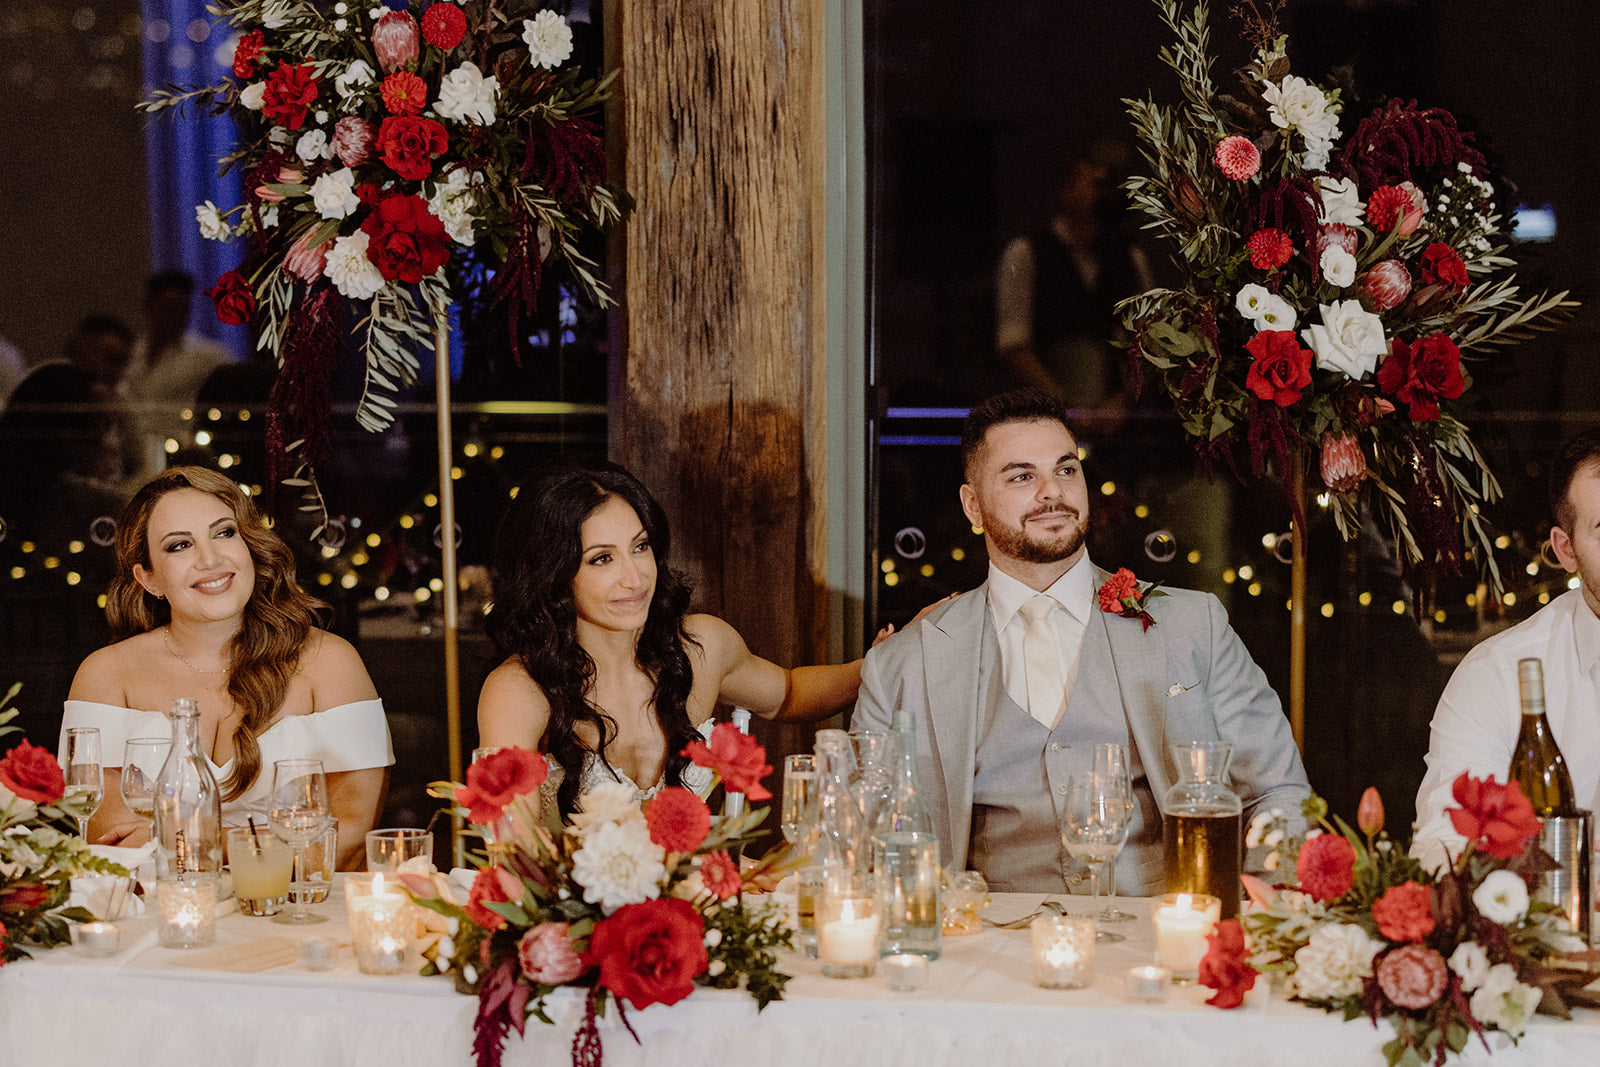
(960, 389, 1075, 482)
(1549, 426, 1600, 532)
(69, 314, 133, 347)
(146, 270, 196, 301)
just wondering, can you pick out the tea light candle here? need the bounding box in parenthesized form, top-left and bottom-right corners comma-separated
(78, 921, 120, 958)
(1030, 914, 1094, 989)
(157, 874, 219, 950)
(1151, 892, 1220, 981)
(345, 872, 416, 975)
(819, 896, 879, 978)
(1125, 963, 1171, 1001)
(882, 952, 928, 992)
(300, 936, 337, 971)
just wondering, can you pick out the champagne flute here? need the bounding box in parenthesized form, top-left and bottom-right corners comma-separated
(781, 754, 818, 845)
(1059, 771, 1129, 942)
(1091, 743, 1136, 922)
(120, 737, 171, 841)
(269, 758, 331, 925)
(63, 728, 104, 841)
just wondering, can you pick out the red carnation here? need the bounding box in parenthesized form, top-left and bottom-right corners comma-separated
(1296, 833, 1357, 902)
(644, 787, 712, 852)
(465, 865, 522, 931)
(1214, 136, 1260, 181)
(455, 746, 548, 825)
(1376, 333, 1465, 421)
(586, 898, 709, 1010)
(699, 850, 742, 900)
(1097, 567, 1139, 613)
(355, 182, 385, 205)
(1447, 772, 1542, 860)
(0, 740, 65, 804)
(421, 2, 467, 50)
(1360, 259, 1412, 311)
(380, 70, 428, 116)
(1376, 944, 1448, 1010)
(1198, 918, 1258, 1008)
(1244, 330, 1313, 407)
(376, 114, 448, 180)
(1367, 185, 1414, 235)
(682, 723, 772, 801)
(1247, 228, 1293, 270)
(331, 115, 377, 167)
(1372, 881, 1435, 942)
(372, 9, 420, 72)
(232, 29, 265, 79)
(1419, 242, 1468, 290)
(262, 61, 318, 130)
(206, 270, 256, 326)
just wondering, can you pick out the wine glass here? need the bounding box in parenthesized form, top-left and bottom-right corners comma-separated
(1091, 743, 1136, 923)
(269, 759, 331, 925)
(1059, 771, 1129, 942)
(120, 737, 171, 842)
(781, 754, 818, 845)
(63, 728, 105, 841)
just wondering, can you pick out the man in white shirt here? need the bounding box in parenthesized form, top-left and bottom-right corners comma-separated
(124, 271, 235, 475)
(1413, 428, 1600, 870)
(853, 390, 1308, 893)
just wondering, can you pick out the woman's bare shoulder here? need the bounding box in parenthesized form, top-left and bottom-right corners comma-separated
(299, 629, 380, 711)
(683, 613, 744, 663)
(478, 657, 552, 749)
(68, 632, 161, 703)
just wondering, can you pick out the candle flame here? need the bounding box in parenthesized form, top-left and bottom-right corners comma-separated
(373, 872, 386, 896)
(1175, 892, 1193, 912)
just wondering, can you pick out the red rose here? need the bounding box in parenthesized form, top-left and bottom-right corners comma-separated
(586, 898, 708, 1010)
(1214, 136, 1260, 181)
(0, 740, 66, 804)
(206, 270, 256, 326)
(360, 193, 452, 283)
(1372, 880, 1435, 942)
(699, 850, 741, 900)
(1097, 567, 1138, 613)
(355, 182, 385, 205)
(644, 787, 712, 852)
(465, 865, 522, 931)
(1244, 330, 1313, 407)
(262, 61, 318, 130)
(1447, 772, 1541, 860)
(1246, 228, 1293, 270)
(1320, 430, 1367, 493)
(0, 881, 54, 913)
(1419, 242, 1468, 290)
(421, 2, 467, 50)
(372, 9, 420, 72)
(376, 115, 448, 180)
(682, 723, 772, 801)
(1376, 944, 1448, 1010)
(1376, 333, 1465, 421)
(232, 29, 265, 79)
(380, 70, 428, 116)
(455, 746, 548, 825)
(1198, 918, 1258, 1008)
(1360, 260, 1412, 312)
(1296, 833, 1356, 902)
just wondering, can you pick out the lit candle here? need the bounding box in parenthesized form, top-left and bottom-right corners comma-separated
(345, 872, 417, 975)
(819, 891, 880, 979)
(78, 921, 120, 958)
(157, 874, 219, 950)
(1151, 892, 1220, 981)
(1125, 963, 1171, 1001)
(882, 952, 928, 992)
(1031, 914, 1094, 989)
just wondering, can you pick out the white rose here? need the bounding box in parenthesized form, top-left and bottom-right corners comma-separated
(1292, 922, 1382, 1001)
(522, 10, 574, 69)
(1473, 869, 1530, 925)
(1448, 941, 1491, 992)
(310, 168, 360, 220)
(195, 200, 230, 242)
(1317, 177, 1364, 226)
(434, 62, 498, 126)
(1470, 963, 1540, 1036)
(1264, 76, 1331, 136)
(1320, 245, 1357, 288)
(325, 231, 385, 300)
(1301, 299, 1386, 378)
(239, 81, 267, 110)
(336, 59, 375, 98)
(295, 129, 332, 164)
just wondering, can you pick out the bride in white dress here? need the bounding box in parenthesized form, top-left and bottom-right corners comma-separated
(60, 466, 391, 869)
(477, 461, 890, 823)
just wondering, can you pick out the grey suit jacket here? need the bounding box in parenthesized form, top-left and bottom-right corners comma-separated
(853, 570, 1310, 882)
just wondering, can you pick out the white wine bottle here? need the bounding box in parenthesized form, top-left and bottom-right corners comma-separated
(1508, 658, 1576, 816)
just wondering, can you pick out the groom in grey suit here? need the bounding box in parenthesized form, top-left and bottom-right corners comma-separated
(854, 390, 1309, 895)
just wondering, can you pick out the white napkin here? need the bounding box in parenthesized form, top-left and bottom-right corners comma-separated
(68, 844, 154, 919)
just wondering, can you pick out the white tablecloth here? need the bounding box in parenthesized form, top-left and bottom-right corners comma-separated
(2, 887, 1597, 1067)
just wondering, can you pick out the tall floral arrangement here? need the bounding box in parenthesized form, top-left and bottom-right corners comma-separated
(1120, 0, 1575, 592)
(411, 725, 791, 1067)
(0, 684, 127, 964)
(1201, 778, 1599, 1066)
(140, 0, 628, 514)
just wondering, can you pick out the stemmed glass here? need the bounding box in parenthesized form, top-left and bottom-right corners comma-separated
(269, 758, 331, 925)
(120, 737, 171, 843)
(63, 728, 105, 841)
(1091, 743, 1136, 923)
(1059, 771, 1130, 942)
(781, 754, 819, 845)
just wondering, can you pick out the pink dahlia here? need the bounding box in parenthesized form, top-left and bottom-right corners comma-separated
(1214, 136, 1260, 181)
(1247, 228, 1294, 270)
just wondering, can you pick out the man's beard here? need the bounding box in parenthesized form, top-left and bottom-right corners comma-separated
(982, 504, 1086, 565)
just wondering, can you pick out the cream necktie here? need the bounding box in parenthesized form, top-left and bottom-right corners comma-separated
(1018, 593, 1065, 728)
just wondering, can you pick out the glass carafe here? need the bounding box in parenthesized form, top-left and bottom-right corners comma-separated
(153, 698, 224, 878)
(1160, 741, 1242, 919)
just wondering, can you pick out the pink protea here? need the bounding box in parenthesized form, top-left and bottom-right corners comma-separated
(1360, 259, 1412, 311)
(1316, 223, 1358, 260)
(1321, 430, 1368, 493)
(254, 165, 303, 203)
(372, 10, 420, 73)
(330, 115, 376, 167)
(1214, 135, 1260, 181)
(283, 227, 329, 283)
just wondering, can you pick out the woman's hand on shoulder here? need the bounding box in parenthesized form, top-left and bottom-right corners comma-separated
(301, 630, 380, 712)
(476, 657, 551, 752)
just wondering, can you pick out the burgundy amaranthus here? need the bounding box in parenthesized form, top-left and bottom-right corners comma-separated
(1338, 99, 1488, 191)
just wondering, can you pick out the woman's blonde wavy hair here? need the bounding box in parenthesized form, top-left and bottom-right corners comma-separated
(106, 466, 325, 801)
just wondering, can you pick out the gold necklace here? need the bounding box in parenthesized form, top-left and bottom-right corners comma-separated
(162, 627, 230, 676)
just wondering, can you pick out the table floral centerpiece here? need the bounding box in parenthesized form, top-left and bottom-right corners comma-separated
(1200, 775, 1600, 1066)
(1120, 0, 1576, 592)
(0, 684, 128, 965)
(408, 724, 792, 1067)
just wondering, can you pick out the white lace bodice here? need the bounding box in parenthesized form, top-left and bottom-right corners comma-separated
(538, 719, 716, 814)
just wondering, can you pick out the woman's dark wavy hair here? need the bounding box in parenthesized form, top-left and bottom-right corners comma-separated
(487, 460, 697, 820)
(106, 466, 326, 801)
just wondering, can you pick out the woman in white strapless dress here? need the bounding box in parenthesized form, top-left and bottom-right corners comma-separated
(477, 461, 893, 824)
(59, 467, 391, 869)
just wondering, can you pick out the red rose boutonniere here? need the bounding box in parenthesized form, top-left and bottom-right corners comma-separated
(1097, 568, 1166, 631)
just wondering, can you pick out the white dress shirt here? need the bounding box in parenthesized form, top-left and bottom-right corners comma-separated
(986, 555, 1095, 728)
(1412, 589, 1600, 870)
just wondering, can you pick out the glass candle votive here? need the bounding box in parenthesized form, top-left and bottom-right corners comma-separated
(1151, 892, 1220, 981)
(227, 826, 295, 916)
(157, 873, 219, 949)
(365, 828, 434, 873)
(78, 921, 120, 958)
(819, 877, 880, 979)
(299, 935, 338, 971)
(1125, 963, 1171, 1002)
(882, 952, 928, 991)
(1031, 914, 1094, 989)
(344, 872, 419, 975)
